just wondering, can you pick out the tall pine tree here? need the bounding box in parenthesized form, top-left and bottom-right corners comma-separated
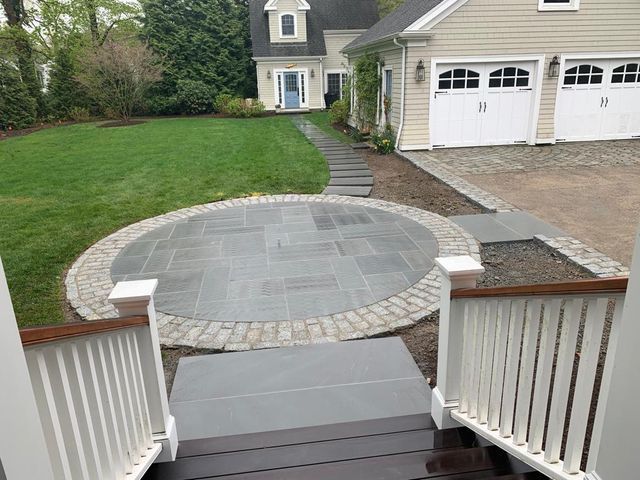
(143, 0, 255, 102)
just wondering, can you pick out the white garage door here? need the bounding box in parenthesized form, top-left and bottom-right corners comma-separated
(431, 61, 537, 148)
(556, 58, 640, 142)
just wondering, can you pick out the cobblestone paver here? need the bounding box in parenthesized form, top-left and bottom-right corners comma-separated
(534, 235, 630, 278)
(66, 195, 479, 350)
(409, 140, 640, 176)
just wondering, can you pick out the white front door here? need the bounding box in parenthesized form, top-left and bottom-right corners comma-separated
(556, 58, 640, 141)
(431, 61, 536, 148)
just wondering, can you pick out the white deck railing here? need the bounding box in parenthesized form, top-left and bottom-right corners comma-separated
(432, 253, 638, 480)
(0, 264, 177, 480)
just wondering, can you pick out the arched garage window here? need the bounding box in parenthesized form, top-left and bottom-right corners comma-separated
(438, 69, 480, 89)
(611, 63, 640, 84)
(488, 67, 530, 88)
(563, 65, 603, 85)
(280, 14, 296, 37)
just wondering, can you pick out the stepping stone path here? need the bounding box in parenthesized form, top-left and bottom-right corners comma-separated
(291, 116, 373, 197)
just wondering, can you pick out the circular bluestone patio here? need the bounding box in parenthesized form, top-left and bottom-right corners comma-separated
(66, 195, 479, 351)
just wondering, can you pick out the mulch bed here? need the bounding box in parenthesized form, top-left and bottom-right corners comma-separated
(98, 120, 147, 128)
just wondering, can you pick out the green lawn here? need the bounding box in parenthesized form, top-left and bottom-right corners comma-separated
(0, 117, 329, 327)
(305, 112, 354, 144)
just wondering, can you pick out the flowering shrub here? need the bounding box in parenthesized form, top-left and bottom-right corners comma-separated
(371, 127, 395, 154)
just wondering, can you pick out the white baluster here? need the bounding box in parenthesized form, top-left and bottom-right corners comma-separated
(528, 298, 562, 454)
(499, 299, 525, 438)
(116, 334, 142, 465)
(488, 299, 512, 431)
(469, 300, 486, 420)
(564, 297, 608, 473)
(458, 300, 474, 414)
(544, 297, 583, 464)
(513, 299, 542, 445)
(478, 299, 499, 425)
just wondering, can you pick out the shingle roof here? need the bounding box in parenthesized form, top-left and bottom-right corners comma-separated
(250, 0, 379, 58)
(344, 0, 445, 52)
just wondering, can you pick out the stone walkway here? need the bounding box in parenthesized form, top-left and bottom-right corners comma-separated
(67, 195, 479, 350)
(291, 116, 374, 197)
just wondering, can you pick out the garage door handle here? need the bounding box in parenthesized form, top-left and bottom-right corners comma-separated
(605, 97, 609, 108)
(601, 97, 604, 108)
(479, 101, 482, 112)
(484, 101, 487, 113)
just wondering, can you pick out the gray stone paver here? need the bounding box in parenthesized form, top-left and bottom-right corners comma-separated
(66, 195, 479, 351)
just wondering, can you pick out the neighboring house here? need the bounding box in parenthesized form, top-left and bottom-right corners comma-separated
(249, 0, 379, 111)
(343, 0, 640, 150)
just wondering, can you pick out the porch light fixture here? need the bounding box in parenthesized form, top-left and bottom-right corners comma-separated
(311, 69, 315, 78)
(549, 56, 560, 78)
(415, 59, 426, 82)
(267, 70, 271, 79)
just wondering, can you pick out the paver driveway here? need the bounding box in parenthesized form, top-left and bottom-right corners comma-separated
(413, 140, 640, 265)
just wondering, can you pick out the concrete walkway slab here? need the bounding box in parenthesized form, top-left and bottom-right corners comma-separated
(170, 337, 430, 441)
(450, 211, 565, 244)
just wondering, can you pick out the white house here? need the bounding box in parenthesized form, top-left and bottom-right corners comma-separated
(249, 0, 379, 111)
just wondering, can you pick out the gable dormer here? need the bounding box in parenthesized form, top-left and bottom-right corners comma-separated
(264, 0, 310, 43)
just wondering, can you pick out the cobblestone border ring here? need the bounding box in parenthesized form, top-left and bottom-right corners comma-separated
(66, 195, 480, 351)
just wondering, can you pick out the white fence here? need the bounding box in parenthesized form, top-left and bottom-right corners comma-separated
(0, 265, 177, 480)
(432, 248, 639, 480)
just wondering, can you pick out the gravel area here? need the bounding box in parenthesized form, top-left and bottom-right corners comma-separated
(397, 240, 593, 385)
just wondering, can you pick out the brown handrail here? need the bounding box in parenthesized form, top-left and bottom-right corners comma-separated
(20, 316, 149, 347)
(451, 276, 628, 299)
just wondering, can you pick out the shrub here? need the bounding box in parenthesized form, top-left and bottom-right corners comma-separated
(371, 126, 395, 154)
(0, 60, 37, 130)
(176, 80, 214, 114)
(328, 99, 349, 125)
(146, 95, 180, 115)
(46, 47, 89, 120)
(218, 96, 265, 118)
(68, 106, 91, 122)
(214, 93, 234, 113)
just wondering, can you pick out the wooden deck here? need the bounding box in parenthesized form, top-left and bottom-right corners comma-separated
(144, 425, 547, 479)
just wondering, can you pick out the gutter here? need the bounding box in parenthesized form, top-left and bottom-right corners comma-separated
(341, 31, 431, 56)
(393, 37, 407, 150)
(320, 57, 325, 109)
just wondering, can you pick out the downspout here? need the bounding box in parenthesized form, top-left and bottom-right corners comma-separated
(393, 37, 407, 150)
(320, 57, 326, 109)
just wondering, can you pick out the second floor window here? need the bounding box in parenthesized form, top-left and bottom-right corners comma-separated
(281, 14, 296, 37)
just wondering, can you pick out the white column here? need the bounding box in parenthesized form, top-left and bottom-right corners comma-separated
(585, 226, 640, 480)
(108, 280, 178, 463)
(0, 259, 55, 479)
(432, 255, 485, 429)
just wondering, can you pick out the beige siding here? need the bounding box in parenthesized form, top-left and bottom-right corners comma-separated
(268, 0, 307, 43)
(323, 33, 363, 71)
(399, 0, 640, 147)
(256, 60, 322, 110)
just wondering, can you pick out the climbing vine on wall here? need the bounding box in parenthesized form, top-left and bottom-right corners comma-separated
(353, 53, 381, 133)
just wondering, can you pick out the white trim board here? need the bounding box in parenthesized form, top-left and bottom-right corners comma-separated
(538, 0, 580, 12)
(278, 12, 298, 39)
(406, 0, 469, 31)
(264, 0, 309, 11)
(427, 54, 546, 148)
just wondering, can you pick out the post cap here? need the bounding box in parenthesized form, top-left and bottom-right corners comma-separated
(108, 279, 158, 305)
(435, 256, 485, 278)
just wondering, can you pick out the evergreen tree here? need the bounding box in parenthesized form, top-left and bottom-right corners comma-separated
(46, 47, 88, 118)
(0, 60, 37, 130)
(143, 0, 255, 103)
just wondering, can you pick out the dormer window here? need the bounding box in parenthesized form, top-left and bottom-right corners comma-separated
(280, 13, 296, 38)
(538, 0, 580, 11)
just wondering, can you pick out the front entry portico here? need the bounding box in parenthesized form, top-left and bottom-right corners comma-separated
(275, 70, 307, 109)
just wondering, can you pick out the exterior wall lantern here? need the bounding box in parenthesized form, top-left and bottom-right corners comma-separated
(415, 59, 426, 81)
(267, 70, 271, 80)
(549, 56, 560, 78)
(311, 69, 315, 78)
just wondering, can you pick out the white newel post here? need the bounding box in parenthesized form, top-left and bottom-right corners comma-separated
(432, 255, 485, 429)
(0, 259, 55, 480)
(584, 226, 640, 480)
(108, 280, 178, 463)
